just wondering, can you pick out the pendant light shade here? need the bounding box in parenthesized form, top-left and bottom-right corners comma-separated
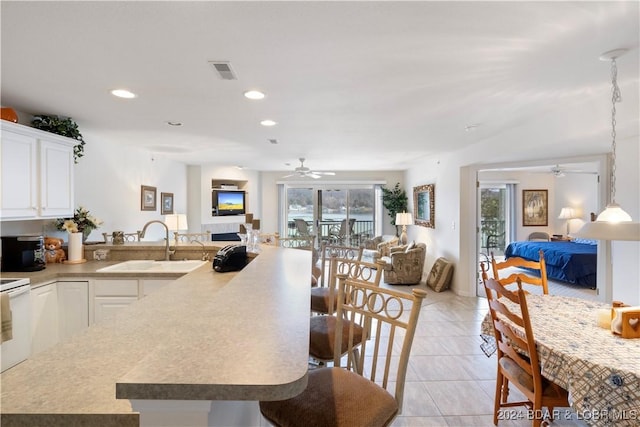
(573, 48, 639, 241)
(595, 203, 632, 223)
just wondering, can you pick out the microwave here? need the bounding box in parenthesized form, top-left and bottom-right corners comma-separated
(1, 235, 46, 272)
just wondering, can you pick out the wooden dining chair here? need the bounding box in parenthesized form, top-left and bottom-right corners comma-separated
(309, 256, 383, 366)
(483, 276, 569, 427)
(491, 250, 549, 295)
(260, 276, 427, 427)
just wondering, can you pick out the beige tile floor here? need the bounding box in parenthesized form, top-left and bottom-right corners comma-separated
(380, 282, 591, 427)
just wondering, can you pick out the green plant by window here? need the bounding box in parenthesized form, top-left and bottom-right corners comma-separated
(381, 182, 408, 230)
(31, 115, 86, 163)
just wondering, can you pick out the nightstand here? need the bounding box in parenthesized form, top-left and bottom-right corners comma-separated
(550, 235, 572, 242)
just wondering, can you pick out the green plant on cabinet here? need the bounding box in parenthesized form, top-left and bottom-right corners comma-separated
(31, 115, 86, 163)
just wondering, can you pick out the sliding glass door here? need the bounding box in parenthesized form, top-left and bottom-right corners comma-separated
(284, 185, 376, 246)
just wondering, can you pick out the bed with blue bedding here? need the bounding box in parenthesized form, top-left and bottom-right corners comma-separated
(504, 239, 597, 287)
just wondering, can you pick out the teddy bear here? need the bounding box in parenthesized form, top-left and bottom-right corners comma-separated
(44, 236, 66, 264)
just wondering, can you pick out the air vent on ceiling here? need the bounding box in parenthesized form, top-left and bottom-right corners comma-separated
(209, 61, 237, 80)
(268, 139, 278, 144)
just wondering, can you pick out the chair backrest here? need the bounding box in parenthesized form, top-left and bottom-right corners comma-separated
(334, 275, 427, 412)
(274, 233, 315, 250)
(294, 218, 313, 237)
(102, 231, 141, 243)
(527, 232, 550, 241)
(490, 250, 548, 294)
(322, 254, 383, 315)
(482, 276, 543, 404)
(319, 241, 364, 286)
(173, 231, 211, 242)
(338, 218, 356, 237)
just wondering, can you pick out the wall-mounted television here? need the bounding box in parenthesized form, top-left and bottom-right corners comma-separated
(212, 190, 246, 216)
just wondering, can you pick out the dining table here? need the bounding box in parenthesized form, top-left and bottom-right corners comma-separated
(480, 294, 640, 427)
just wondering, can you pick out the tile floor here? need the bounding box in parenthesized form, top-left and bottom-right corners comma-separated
(380, 282, 591, 427)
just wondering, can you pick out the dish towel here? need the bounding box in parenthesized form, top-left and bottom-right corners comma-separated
(1, 292, 13, 343)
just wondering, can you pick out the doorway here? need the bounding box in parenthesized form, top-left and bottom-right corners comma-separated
(477, 182, 514, 296)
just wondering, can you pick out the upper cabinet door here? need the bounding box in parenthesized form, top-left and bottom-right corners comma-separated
(39, 139, 74, 218)
(0, 121, 75, 220)
(0, 128, 39, 218)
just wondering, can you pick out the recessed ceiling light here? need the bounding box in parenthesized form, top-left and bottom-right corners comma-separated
(167, 121, 183, 126)
(111, 89, 137, 99)
(260, 119, 277, 127)
(244, 90, 265, 100)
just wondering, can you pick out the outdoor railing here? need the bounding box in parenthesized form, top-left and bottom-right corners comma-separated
(287, 219, 374, 246)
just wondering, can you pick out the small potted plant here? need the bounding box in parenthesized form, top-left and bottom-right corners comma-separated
(31, 115, 86, 163)
(55, 206, 103, 242)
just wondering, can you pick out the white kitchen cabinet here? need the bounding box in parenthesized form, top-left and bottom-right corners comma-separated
(93, 297, 139, 323)
(57, 281, 89, 341)
(0, 121, 75, 219)
(93, 279, 139, 324)
(31, 282, 59, 355)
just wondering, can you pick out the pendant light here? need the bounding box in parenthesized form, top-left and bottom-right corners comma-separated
(573, 49, 640, 241)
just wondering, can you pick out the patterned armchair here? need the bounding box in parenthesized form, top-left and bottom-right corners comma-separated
(381, 242, 426, 285)
(361, 235, 399, 264)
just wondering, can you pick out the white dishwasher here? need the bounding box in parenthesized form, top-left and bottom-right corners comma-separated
(1, 277, 31, 372)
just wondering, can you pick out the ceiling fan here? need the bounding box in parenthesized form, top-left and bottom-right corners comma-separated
(282, 158, 336, 179)
(548, 164, 598, 178)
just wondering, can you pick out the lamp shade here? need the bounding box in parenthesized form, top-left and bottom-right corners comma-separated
(558, 207, 576, 219)
(165, 214, 188, 231)
(595, 203, 632, 223)
(396, 212, 413, 226)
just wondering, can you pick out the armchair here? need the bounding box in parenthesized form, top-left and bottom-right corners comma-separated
(361, 235, 399, 264)
(381, 242, 426, 284)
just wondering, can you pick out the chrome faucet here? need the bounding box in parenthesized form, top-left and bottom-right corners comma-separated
(190, 239, 210, 261)
(139, 220, 175, 261)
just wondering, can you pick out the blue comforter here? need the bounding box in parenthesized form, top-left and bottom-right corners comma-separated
(504, 241, 597, 287)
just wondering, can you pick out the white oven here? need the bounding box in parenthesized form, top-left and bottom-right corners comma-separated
(1, 277, 31, 372)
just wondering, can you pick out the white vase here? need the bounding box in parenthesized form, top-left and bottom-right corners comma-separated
(68, 232, 83, 262)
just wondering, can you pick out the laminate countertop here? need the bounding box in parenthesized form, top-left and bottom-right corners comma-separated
(0, 245, 311, 427)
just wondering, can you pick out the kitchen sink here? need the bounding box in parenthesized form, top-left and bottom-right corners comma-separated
(96, 260, 207, 273)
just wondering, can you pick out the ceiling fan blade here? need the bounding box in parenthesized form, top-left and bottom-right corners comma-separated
(312, 171, 336, 176)
(281, 173, 295, 178)
(307, 173, 322, 179)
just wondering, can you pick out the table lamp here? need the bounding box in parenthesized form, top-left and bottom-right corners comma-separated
(164, 213, 188, 244)
(395, 212, 413, 245)
(558, 207, 576, 236)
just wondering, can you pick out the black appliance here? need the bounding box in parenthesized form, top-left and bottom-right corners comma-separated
(1, 235, 46, 272)
(213, 244, 248, 272)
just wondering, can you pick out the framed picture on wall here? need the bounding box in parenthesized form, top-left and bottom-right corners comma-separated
(141, 185, 157, 211)
(161, 192, 174, 215)
(522, 189, 548, 226)
(413, 184, 435, 228)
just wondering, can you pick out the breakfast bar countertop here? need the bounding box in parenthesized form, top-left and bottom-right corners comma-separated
(0, 245, 311, 426)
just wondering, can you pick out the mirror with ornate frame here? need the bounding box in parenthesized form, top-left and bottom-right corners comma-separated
(413, 184, 435, 228)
